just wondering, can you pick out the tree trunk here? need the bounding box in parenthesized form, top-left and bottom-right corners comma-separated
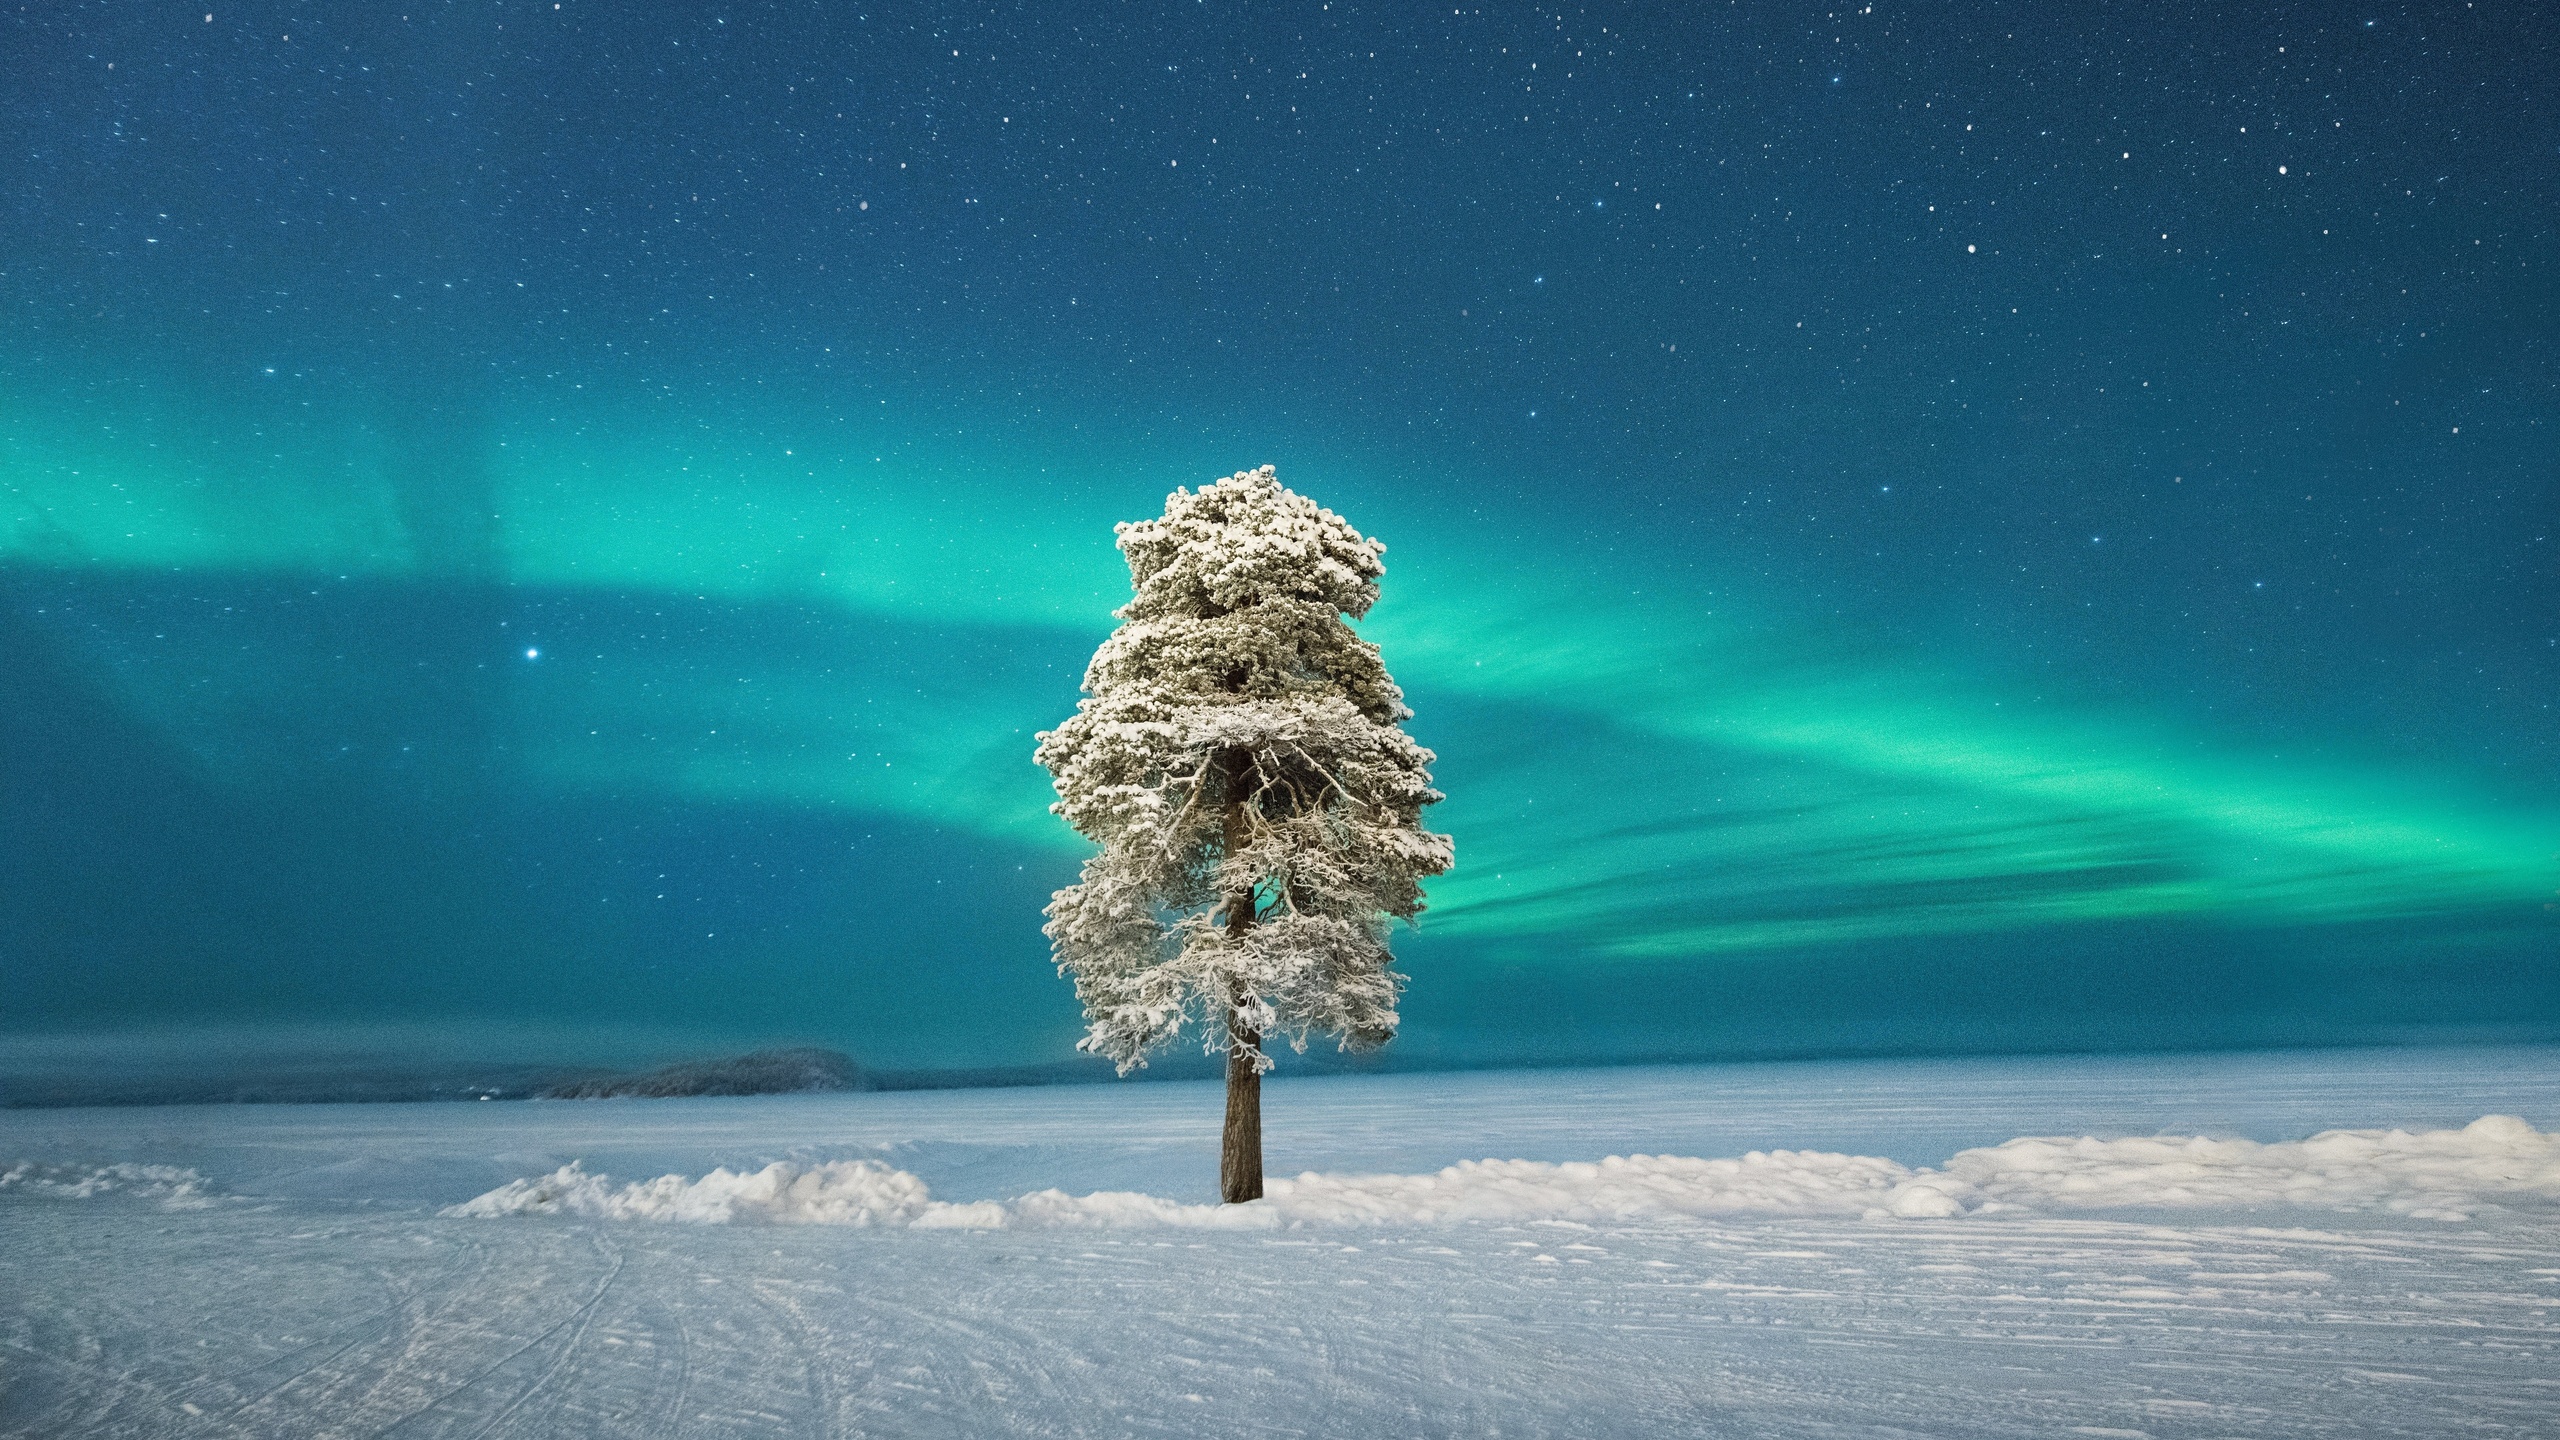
(1219, 889, 1264, 1203)
(1221, 983, 1263, 1203)
(1219, 782, 1264, 1204)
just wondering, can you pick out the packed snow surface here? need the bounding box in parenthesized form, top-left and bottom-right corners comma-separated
(6, 1047, 2559, 1437)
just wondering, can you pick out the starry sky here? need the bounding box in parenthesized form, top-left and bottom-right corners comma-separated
(3, 0, 2555, 1080)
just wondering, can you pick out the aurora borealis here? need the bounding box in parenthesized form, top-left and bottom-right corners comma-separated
(4, 1, 2554, 1081)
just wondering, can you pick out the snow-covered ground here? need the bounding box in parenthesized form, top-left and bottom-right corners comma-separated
(4, 1047, 2557, 1438)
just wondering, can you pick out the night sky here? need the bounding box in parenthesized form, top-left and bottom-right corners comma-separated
(3, 1, 2554, 1081)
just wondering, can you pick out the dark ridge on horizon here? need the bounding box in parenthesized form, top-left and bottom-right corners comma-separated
(538, 1047, 865, 1099)
(5, 1025, 2555, 1110)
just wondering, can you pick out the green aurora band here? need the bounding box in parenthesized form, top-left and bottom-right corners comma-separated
(8, 384, 2552, 980)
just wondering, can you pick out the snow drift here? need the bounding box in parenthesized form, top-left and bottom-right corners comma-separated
(443, 1115, 2560, 1229)
(0, 1160, 211, 1207)
(444, 1160, 945, 1226)
(442, 1160, 1269, 1230)
(1927, 1113, 2560, 1221)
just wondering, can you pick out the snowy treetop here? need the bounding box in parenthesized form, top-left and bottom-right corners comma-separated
(1115, 465, 1388, 623)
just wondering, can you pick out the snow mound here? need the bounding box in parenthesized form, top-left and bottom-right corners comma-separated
(443, 1160, 1269, 1230)
(443, 1160, 939, 1226)
(444, 1117, 2560, 1230)
(0, 1160, 213, 1207)
(1930, 1114, 2560, 1222)
(1001, 1188, 1276, 1230)
(1267, 1150, 1925, 1223)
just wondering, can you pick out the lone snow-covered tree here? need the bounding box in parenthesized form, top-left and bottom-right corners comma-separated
(1035, 466, 1454, 1203)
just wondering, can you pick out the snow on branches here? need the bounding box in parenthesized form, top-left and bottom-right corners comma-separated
(1035, 466, 1454, 1072)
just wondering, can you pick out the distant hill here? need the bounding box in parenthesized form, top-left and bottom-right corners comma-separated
(538, 1047, 865, 1100)
(0, 1043, 1340, 1108)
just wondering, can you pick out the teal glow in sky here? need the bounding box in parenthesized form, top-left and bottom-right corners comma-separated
(4, 1, 2555, 1077)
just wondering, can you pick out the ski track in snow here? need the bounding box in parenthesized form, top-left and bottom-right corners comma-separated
(5, 1056, 2559, 1437)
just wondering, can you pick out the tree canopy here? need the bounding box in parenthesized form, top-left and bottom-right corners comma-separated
(1035, 466, 1454, 1073)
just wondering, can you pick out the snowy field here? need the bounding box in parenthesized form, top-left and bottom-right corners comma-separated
(4, 1048, 2558, 1438)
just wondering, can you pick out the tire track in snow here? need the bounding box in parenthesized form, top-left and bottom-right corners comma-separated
(193, 1228, 495, 1436)
(740, 1270, 856, 1440)
(184, 1221, 514, 1439)
(660, 1291, 695, 1440)
(453, 1227, 626, 1439)
(0, 1333, 188, 1439)
(372, 1225, 627, 1440)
